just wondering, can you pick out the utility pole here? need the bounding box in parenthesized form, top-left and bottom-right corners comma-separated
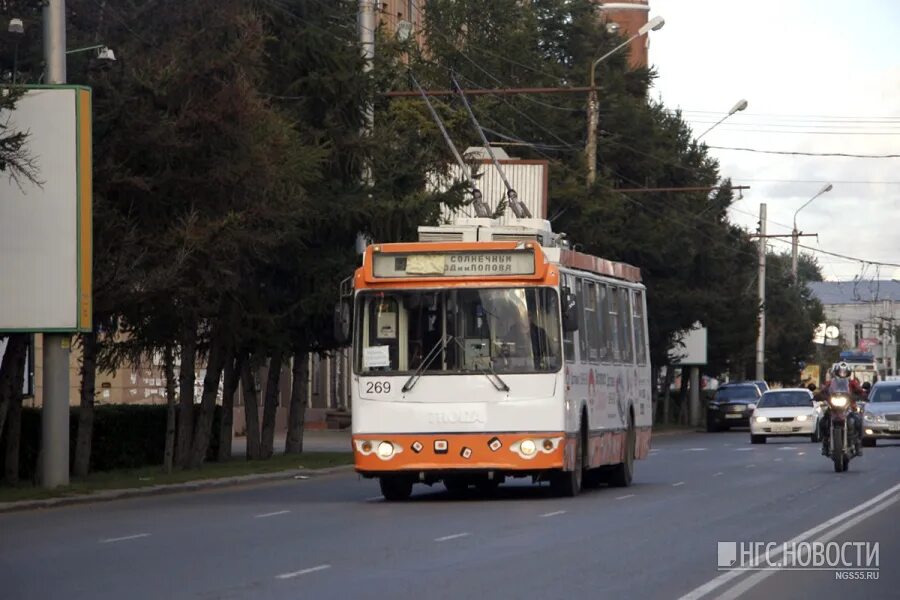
(755, 203, 766, 381)
(41, 0, 70, 488)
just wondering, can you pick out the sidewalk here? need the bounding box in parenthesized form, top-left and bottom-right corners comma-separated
(231, 429, 351, 455)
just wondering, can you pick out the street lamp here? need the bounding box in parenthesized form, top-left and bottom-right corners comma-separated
(8, 18, 24, 85)
(695, 98, 748, 140)
(586, 15, 664, 185)
(65, 44, 116, 61)
(792, 183, 833, 279)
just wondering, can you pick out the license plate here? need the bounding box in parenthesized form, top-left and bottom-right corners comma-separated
(725, 414, 743, 419)
(771, 425, 792, 433)
(889, 423, 900, 432)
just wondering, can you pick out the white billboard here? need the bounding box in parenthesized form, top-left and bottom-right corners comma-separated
(670, 322, 708, 365)
(0, 86, 92, 332)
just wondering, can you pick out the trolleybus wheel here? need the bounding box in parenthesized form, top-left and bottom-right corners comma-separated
(608, 416, 635, 488)
(551, 421, 585, 497)
(379, 476, 413, 501)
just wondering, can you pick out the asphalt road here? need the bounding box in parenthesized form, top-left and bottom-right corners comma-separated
(1, 431, 898, 600)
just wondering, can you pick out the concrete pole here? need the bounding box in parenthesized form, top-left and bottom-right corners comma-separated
(41, 0, 71, 489)
(586, 87, 599, 186)
(755, 203, 767, 381)
(791, 226, 799, 280)
(689, 366, 700, 428)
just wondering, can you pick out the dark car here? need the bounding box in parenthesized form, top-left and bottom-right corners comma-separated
(707, 383, 762, 432)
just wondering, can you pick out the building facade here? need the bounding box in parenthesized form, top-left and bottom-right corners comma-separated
(808, 280, 899, 378)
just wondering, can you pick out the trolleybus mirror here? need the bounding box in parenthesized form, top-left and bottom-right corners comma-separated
(561, 288, 578, 332)
(334, 299, 352, 345)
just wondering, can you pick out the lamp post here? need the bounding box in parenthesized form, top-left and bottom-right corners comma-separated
(8, 18, 24, 84)
(585, 15, 664, 186)
(792, 183, 832, 279)
(695, 98, 748, 140)
(65, 44, 116, 60)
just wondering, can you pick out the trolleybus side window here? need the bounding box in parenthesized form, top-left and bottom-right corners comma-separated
(608, 286, 621, 362)
(562, 275, 576, 363)
(597, 282, 610, 362)
(633, 290, 647, 365)
(576, 278, 589, 362)
(585, 281, 601, 363)
(620, 287, 634, 364)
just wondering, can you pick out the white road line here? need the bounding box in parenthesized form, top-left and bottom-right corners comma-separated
(434, 532, 470, 542)
(365, 495, 384, 502)
(540, 510, 566, 518)
(685, 448, 708, 452)
(99, 533, 150, 544)
(255, 510, 290, 519)
(746, 464, 756, 468)
(735, 448, 754, 452)
(778, 446, 798, 450)
(798, 451, 806, 456)
(713, 472, 724, 477)
(677, 482, 900, 600)
(616, 494, 636, 500)
(276, 564, 331, 580)
(672, 481, 685, 487)
(774, 458, 783, 462)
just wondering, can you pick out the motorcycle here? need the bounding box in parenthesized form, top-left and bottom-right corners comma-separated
(825, 394, 860, 472)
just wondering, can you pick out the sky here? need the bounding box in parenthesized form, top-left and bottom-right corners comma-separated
(647, 0, 900, 282)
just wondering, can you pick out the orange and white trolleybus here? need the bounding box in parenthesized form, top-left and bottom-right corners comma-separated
(338, 218, 652, 500)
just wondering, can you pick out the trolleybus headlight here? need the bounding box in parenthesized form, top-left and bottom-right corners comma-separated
(520, 439, 537, 456)
(830, 395, 849, 409)
(377, 441, 395, 459)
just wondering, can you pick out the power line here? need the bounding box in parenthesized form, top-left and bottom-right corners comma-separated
(732, 178, 900, 185)
(708, 146, 900, 159)
(769, 237, 900, 268)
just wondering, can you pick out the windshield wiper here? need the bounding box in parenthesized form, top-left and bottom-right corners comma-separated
(402, 335, 453, 392)
(448, 337, 509, 392)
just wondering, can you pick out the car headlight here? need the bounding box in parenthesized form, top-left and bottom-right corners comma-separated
(377, 441, 395, 458)
(830, 395, 849, 409)
(755, 416, 767, 423)
(796, 415, 809, 422)
(520, 439, 537, 456)
(864, 413, 885, 423)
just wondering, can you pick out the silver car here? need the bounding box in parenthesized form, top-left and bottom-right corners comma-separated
(862, 381, 900, 446)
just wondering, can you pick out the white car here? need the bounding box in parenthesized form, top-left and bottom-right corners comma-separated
(749, 388, 822, 444)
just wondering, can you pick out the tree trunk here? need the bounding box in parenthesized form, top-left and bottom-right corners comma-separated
(678, 369, 690, 425)
(285, 351, 309, 455)
(218, 351, 244, 463)
(259, 351, 284, 459)
(73, 329, 98, 477)
(0, 334, 28, 447)
(163, 345, 177, 474)
(4, 394, 22, 484)
(175, 327, 197, 469)
(241, 361, 261, 460)
(662, 366, 674, 425)
(189, 336, 228, 468)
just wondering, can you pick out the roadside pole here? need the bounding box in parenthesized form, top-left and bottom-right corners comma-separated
(755, 203, 766, 382)
(41, 0, 70, 488)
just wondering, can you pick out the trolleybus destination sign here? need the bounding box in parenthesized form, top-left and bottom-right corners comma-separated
(372, 250, 536, 278)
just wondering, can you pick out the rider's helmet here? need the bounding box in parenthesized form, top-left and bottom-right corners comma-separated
(833, 362, 852, 379)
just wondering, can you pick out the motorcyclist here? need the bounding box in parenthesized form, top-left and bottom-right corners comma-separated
(819, 362, 864, 456)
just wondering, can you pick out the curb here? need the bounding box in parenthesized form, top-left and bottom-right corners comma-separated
(651, 429, 702, 437)
(0, 464, 355, 514)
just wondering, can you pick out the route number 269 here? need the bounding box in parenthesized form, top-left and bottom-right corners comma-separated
(365, 381, 391, 394)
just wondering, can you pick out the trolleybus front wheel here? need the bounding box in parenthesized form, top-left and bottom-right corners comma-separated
(379, 476, 413, 501)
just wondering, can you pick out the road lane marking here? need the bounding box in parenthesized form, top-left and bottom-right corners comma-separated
(616, 494, 635, 500)
(276, 564, 331, 580)
(540, 510, 566, 518)
(99, 533, 150, 544)
(365, 495, 384, 502)
(435, 532, 470, 542)
(713, 472, 724, 477)
(677, 482, 900, 600)
(774, 458, 783, 462)
(735, 448, 754, 452)
(685, 448, 708, 452)
(778, 446, 798, 450)
(745, 464, 756, 468)
(255, 510, 290, 519)
(797, 451, 806, 456)
(672, 481, 685, 487)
